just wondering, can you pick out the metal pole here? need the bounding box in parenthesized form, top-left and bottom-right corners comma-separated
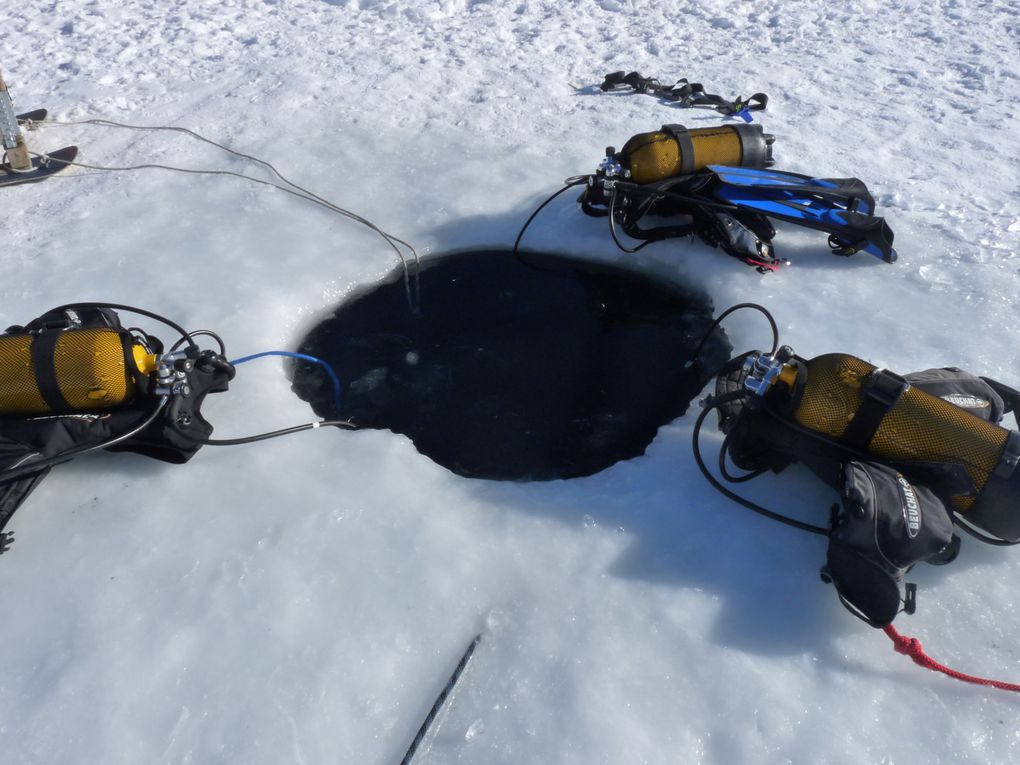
(399, 633, 482, 765)
(0, 68, 34, 172)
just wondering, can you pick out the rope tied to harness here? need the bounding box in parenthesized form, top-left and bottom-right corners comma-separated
(883, 624, 1020, 693)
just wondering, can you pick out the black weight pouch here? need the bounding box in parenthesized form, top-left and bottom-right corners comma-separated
(824, 461, 958, 627)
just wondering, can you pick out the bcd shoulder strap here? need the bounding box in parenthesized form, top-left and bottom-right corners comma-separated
(982, 376, 1020, 418)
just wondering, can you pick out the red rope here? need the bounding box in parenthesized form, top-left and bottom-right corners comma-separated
(883, 624, 1020, 693)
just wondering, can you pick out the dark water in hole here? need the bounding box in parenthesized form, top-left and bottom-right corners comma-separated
(293, 249, 731, 481)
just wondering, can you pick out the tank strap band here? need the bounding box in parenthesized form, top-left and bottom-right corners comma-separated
(841, 369, 908, 450)
(30, 331, 70, 413)
(660, 124, 695, 175)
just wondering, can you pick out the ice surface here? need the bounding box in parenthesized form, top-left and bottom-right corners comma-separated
(2, 1, 1020, 763)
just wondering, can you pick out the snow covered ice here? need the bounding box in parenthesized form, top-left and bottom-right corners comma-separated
(2, 1, 1020, 763)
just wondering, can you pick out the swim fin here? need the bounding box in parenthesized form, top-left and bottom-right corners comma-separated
(709, 166, 875, 213)
(706, 165, 897, 262)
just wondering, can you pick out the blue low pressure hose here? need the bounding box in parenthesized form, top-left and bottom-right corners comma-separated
(230, 351, 342, 409)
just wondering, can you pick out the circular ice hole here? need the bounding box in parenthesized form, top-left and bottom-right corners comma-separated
(293, 249, 732, 481)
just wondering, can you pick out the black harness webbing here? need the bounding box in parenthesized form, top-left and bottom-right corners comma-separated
(600, 71, 768, 117)
(983, 376, 1020, 417)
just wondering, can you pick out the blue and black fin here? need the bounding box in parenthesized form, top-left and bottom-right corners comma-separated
(707, 165, 897, 263)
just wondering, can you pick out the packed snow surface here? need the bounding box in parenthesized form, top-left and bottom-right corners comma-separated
(2, 1, 1020, 763)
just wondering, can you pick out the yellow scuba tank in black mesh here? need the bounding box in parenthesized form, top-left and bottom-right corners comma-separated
(790, 354, 1010, 515)
(0, 327, 157, 416)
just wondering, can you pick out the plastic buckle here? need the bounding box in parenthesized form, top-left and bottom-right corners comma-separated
(902, 583, 917, 615)
(868, 368, 909, 408)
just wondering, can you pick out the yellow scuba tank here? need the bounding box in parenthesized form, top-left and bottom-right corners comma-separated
(617, 123, 775, 183)
(0, 327, 158, 416)
(745, 351, 1020, 542)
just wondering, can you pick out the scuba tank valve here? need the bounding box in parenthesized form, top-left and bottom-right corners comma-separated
(741, 350, 797, 398)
